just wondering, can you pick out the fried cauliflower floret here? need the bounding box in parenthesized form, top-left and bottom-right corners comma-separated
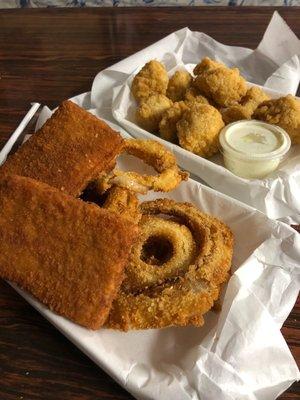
(184, 86, 209, 104)
(221, 86, 270, 124)
(177, 104, 225, 158)
(193, 57, 224, 76)
(159, 101, 189, 142)
(159, 96, 211, 143)
(166, 70, 192, 102)
(253, 95, 300, 144)
(136, 94, 173, 132)
(131, 60, 169, 102)
(193, 58, 247, 107)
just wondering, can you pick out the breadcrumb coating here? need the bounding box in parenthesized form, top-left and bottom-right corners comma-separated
(131, 60, 169, 102)
(221, 86, 270, 124)
(167, 70, 192, 102)
(184, 86, 210, 104)
(107, 199, 233, 331)
(193, 57, 225, 76)
(0, 175, 138, 330)
(193, 58, 247, 107)
(136, 94, 173, 132)
(0, 100, 124, 197)
(159, 101, 189, 142)
(177, 104, 225, 158)
(253, 95, 300, 144)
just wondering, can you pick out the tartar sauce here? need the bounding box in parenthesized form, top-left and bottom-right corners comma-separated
(219, 120, 291, 179)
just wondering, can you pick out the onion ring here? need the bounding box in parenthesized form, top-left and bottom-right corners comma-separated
(106, 199, 234, 331)
(122, 215, 196, 292)
(95, 139, 189, 195)
(102, 186, 141, 224)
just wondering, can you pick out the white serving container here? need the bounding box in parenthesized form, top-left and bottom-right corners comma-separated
(1, 101, 299, 400)
(90, 18, 300, 221)
(110, 72, 300, 222)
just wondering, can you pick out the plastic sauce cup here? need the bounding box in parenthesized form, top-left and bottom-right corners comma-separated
(219, 120, 291, 179)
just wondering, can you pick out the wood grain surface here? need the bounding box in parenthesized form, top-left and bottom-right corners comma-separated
(0, 7, 299, 400)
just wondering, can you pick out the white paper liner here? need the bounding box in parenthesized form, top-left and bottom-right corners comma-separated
(4, 101, 299, 400)
(90, 12, 300, 222)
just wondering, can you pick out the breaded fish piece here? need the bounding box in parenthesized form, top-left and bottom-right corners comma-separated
(0, 175, 138, 330)
(0, 101, 124, 197)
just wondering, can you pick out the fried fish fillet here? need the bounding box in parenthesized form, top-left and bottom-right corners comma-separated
(0, 174, 138, 330)
(0, 101, 124, 197)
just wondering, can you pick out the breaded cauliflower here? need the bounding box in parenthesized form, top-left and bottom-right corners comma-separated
(177, 104, 225, 158)
(159, 101, 189, 142)
(166, 70, 192, 102)
(159, 96, 211, 143)
(136, 94, 173, 132)
(131, 60, 169, 102)
(221, 86, 270, 124)
(253, 95, 300, 144)
(193, 57, 224, 76)
(184, 86, 209, 104)
(193, 57, 247, 107)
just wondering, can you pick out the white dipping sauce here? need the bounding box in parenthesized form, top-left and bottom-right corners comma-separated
(219, 120, 291, 179)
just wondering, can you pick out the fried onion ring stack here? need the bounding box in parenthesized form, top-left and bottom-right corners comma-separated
(92, 137, 234, 331)
(106, 199, 234, 331)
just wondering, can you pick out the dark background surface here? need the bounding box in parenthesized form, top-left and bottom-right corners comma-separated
(0, 7, 299, 399)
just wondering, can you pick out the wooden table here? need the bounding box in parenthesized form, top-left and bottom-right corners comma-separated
(0, 7, 299, 400)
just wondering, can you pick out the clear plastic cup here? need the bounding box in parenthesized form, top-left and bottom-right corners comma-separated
(219, 120, 291, 179)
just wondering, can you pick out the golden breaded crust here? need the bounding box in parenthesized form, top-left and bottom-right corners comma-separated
(131, 60, 169, 102)
(136, 94, 173, 132)
(103, 187, 141, 224)
(177, 104, 225, 158)
(253, 95, 300, 144)
(159, 101, 189, 142)
(221, 86, 270, 124)
(0, 175, 138, 330)
(166, 70, 192, 102)
(107, 198, 233, 331)
(193, 58, 247, 107)
(193, 57, 225, 76)
(0, 101, 124, 196)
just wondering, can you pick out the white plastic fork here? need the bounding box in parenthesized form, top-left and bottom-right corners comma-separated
(0, 102, 41, 166)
